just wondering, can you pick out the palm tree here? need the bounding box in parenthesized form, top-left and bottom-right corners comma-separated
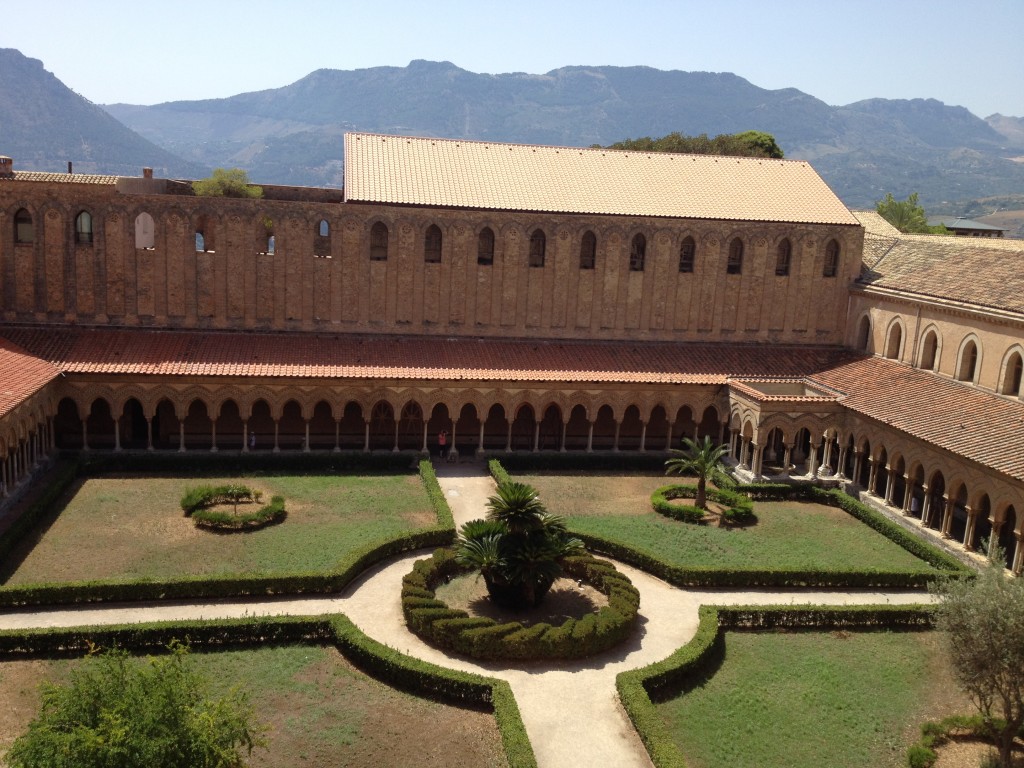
(485, 481, 546, 534)
(665, 435, 729, 510)
(456, 482, 584, 609)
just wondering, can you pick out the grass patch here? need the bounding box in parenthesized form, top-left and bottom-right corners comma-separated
(655, 630, 970, 768)
(517, 472, 935, 573)
(3, 474, 436, 585)
(0, 645, 508, 768)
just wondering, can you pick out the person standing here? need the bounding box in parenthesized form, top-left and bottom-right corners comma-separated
(438, 430, 447, 459)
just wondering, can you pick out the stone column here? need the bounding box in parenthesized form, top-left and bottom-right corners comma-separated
(477, 422, 485, 457)
(638, 422, 647, 452)
(664, 422, 674, 451)
(392, 421, 399, 452)
(988, 520, 1003, 560)
(559, 422, 567, 452)
(1012, 535, 1023, 576)
(866, 457, 877, 494)
(334, 421, 341, 452)
(421, 422, 428, 454)
(783, 444, 793, 475)
(532, 421, 540, 452)
(852, 451, 863, 486)
(809, 442, 820, 479)
(147, 417, 154, 451)
(242, 422, 249, 453)
(836, 445, 848, 479)
(920, 484, 932, 526)
(210, 421, 218, 452)
(273, 421, 280, 453)
(586, 421, 594, 453)
(450, 420, 459, 460)
(719, 421, 727, 446)
(304, 422, 311, 452)
(752, 444, 764, 479)
(115, 418, 123, 452)
(963, 507, 977, 550)
(505, 421, 513, 452)
(82, 421, 89, 452)
(940, 497, 955, 538)
(612, 420, 621, 452)
(178, 421, 186, 452)
(363, 421, 370, 452)
(884, 469, 895, 505)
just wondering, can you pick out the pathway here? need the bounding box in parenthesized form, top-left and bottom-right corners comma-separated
(0, 461, 938, 768)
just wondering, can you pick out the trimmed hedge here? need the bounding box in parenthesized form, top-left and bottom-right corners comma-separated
(651, 484, 755, 525)
(180, 483, 286, 531)
(0, 614, 537, 768)
(0, 459, 456, 608)
(617, 604, 939, 768)
(493, 452, 669, 473)
(73, 449, 420, 476)
(403, 548, 640, 660)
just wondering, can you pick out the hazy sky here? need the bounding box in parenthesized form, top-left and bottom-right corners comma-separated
(3, 0, 1022, 117)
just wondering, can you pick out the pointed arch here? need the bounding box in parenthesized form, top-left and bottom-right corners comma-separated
(424, 224, 442, 263)
(629, 233, 646, 272)
(823, 239, 840, 277)
(75, 210, 94, 245)
(528, 228, 546, 268)
(726, 237, 743, 274)
(775, 238, 791, 276)
(955, 335, 981, 383)
(884, 317, 904, 360)
(918, 326, 941, 371)
(370, 221, 389, 260)
(679, 236, 696, 273)
(580, 230, 596, 270)
(998, 346, 1024, 397)
(477, 226, 495, 265)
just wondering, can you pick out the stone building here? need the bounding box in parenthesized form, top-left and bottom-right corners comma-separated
(0, 135, 1021, 573)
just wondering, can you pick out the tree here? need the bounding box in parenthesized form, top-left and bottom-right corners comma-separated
(600, 130, 784, 159)
(7, 643, 263, 768)
(875, 192, 949, 234)
(664, 435, 729, 510)
(455, 481, 584, 610)
(933, 556, 1024, 768)
(192, 168, 263, 199)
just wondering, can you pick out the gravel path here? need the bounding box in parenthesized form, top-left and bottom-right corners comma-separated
(0, 461, 938, 768)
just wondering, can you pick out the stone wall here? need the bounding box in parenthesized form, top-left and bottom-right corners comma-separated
(0, 181, 862, 343)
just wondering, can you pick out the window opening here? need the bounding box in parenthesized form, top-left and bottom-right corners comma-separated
(75, 211, 93, 245)
(580, 231, 596, 269)
(629, 233, 646, 271)
(775, 238, 791, 276)
(679, 236, 695, 273)
(529, 229, 545, 268)
(424, 224, 442, 263)
(726, 238, 743, 274)
(477, 227, 494, 265)
(370, 222, 388, 261)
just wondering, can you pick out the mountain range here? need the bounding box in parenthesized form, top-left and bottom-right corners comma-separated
(3, 48, 1023, 210)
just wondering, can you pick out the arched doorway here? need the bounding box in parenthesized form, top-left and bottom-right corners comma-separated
(971, 494, 993, 553)
(591, 405, 616, 450)
(216, 400, 244, 451)
(309, 401, 335, 450)
(646, 406, 670, 451)
(397, 401, 425, 451)
(670, 406, 696, 448)
(619, 405, 643, 451)
(697, 406, 720, 441)
(87, 398, 116, 450)
(455, 403, 481, 455)
(55, 398, 82, 449)
(368, 401, 395, 451)
(925, 471, 945, 530)
(538, 405, 562, 451)
(121, 398, 148, 449)
(564, 405, 589, 451)
(183, 399, 213, 451)
(247, 400, 275, 451)
(510, 404, 535, 451)
(339, 402, 365, 450)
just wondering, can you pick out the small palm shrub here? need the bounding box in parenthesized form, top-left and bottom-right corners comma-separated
(455, 481, 584, 610)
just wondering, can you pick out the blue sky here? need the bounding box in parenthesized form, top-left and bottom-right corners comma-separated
(3, 0, 1022, 117)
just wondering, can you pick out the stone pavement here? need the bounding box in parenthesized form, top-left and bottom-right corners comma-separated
(0, 461, 938, 768)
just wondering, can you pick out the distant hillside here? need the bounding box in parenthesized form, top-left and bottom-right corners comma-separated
(0, 49, 204, 177)
(3, 48, 1021, 209)
(102, 60, 1024, 207)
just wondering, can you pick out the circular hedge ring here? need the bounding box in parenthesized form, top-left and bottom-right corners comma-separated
(180, 484, 286, 532)
(402, 548, 640, 661)
(651, 484, 755, 525)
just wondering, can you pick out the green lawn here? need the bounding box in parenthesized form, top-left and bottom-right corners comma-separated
(3, 474, 437, 585)
(655, 630, 969, 768)
(0, 645, 508, 768)
(517, 472, 935, 573)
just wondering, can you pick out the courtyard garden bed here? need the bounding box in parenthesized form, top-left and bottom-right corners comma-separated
(0, 614, 535, 768)
(403, 548, 640, 660)
(181, 483, 287, 531)
(0, 459, 455, 607)
(502, 467, 969, 588)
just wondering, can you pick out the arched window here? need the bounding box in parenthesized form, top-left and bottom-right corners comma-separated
(477, 227, 494, 265)
(195, 215, 215, 253)
(856, 315, 871, 352)
(775, 238, 791, 276)
(629, 233, 646, 272)
(529, 229, 546, 268)
(134, 212, 155, 249)
(266, 235, 275, 256)
(726, 238, 743, 274)
(580, 230, 596, 270)
(370, 222, 388, 260)
(74, 211, 93, 245)
(679, 236, 695, 273)
(823, 239, 840, 277)
(314, 218, 331, 258)
(1000, 350, 1023, 396)
(14, 208, 34, 244)
(919, 329, 939, 371)
(957, 339, 979, 382)
(424, 224, 442, 263)
(884, 322, 903, 360)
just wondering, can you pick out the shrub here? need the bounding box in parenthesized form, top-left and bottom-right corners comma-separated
(403, 548, 640, 660)
(651, 484, 754, 525)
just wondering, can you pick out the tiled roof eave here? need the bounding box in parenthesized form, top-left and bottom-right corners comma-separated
(855, 283, 1024, 325)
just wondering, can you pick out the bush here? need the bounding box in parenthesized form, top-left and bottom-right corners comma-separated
(6, 642, 263, 768)
(651, 484, 754, 525)
(906, 744, 937, 768)
(402, 549, 640, 660)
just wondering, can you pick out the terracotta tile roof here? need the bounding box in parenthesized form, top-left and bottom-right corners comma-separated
(0, 327, 855, 386)
(344, 133, 860, 226)
(0, 337, 60, 419)
(809, 356, 1024, 482)
(1, 171, 118, 185)
(857, 232, 1024, 315)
